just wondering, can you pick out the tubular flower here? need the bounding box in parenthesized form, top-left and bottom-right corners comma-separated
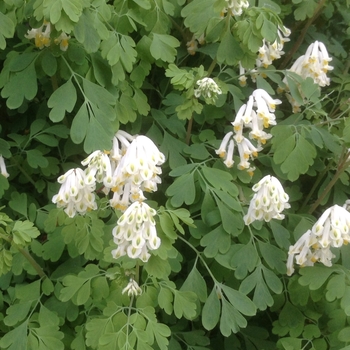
(194, 77, 222, 104)
(110, 135, 165, 210)
(244, 175, 290, 225)
(216, 89, 281, 173)
(0, 156, 9, 178)
(52, 168, 97, 218)
(287, 205, 350, 276)
(257, 26, 291, 68)
(122, 277, 142, 297)
(282, 41, 333, 112)
(111, 201, 161, 262)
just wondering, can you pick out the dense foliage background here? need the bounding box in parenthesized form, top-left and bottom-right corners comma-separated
(1, 0, 350, 349)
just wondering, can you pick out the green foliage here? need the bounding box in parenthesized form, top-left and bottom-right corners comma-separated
(1, 0, 350, 349)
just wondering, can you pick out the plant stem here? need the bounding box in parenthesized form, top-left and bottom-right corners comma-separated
(308, 147, 350, 214)
(185, 117, 193, 145)
(10, 157, 37, 188)
(279, 0, 327, 69)
(18, 247, 47, 279)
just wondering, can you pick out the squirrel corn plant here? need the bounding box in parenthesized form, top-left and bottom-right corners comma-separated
(1, 0, 350, 349)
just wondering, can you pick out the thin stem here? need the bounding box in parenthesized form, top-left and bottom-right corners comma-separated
(177, 235, 219, 285)
(10, 157, 37, 188)
(279, 0, 327, 69)
(308, 147, 350, 214)
(299, 163, 331, 212)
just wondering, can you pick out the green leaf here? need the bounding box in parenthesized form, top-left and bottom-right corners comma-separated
(325, 273, 346, 301)
(217, 30, 243, 65)
(220, 298, 247, 336)
(4, 302, 32, 326)
(181, 265, 207, 302)
(202, 286, 220, 330)
(1, 63, 38, 109)
(48, 79, 77, 122)
(0, 320, 28, 349)
(173, 290, 197, 319)
(9, 192, 28, 218)
(258, 241, 286, 274)
(74, 11, 101, 53)
(158, 286, 174, 315)
(298, 265, 336, 290)
(166, 172, 196, 207)
(70, 103, 89, 144)
(26, 149, 49, 169)
(0, 12, 15, 49)
(150, 34, 180, 63)
(221, 284, 256, 316)
(200, 225, 231, 258)
(338, 327, 350, 342)
(12, 220, 40, 246)
(59, 275, 90, 304)
(230, 242, 259, 279)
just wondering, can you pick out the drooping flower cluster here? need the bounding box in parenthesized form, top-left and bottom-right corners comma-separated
(25, 21, 70, 51)
(112, 201, 160, 262)
(287, 205, 350, 276)
(282, 41, 333, 112)
(52, 168, 97, 218)
(221, 0, 249, 16)
(52, 130, 165, 261)
(122, 277, 142, 297)
(216, 89, 281, 173)
(0, 156, 9, 178)
(194, 77, 222, 104)
(244, 175, 290, 225)
(257, 26, 291, 68)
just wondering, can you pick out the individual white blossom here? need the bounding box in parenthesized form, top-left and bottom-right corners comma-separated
(216, 89, 281, 173)
(244, 175, 290, 225)
(222, 0, 249, 16)
(52, 168, 97, 218)
(287, 205, 350, 276)
(54, 32, 70, 51)
(257, 26, 291, 68)
(111, 201, 161, 262)
(238, 62, 247, 87)
(0, 156, 9, 178)
(122, 277, 142, 297)
(194, 77, 222, 104)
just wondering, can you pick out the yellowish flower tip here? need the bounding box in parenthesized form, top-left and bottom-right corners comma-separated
(311, 256, 318, 263)
(239, 79, 247, 87)
(234, 125, 241, 132)
(261, 73, 267, 78)
(260, 139, 267, 145)
(247, 170, 254, 177)
(244, 153, 249, 159)
(277, 87, 284, 94)
(103, 150, 110, 154)
(263, 120, 270, 128)
(218, 151, 226, 158)
(252, 151, 258, 157)
(112, 186, 119, 192)
(344, 240, 349, 245)
(263, 64, 269, 69)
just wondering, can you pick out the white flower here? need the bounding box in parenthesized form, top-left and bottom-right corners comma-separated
(257, 26, 291, 68)
(25, 21, 51, 49)
(0, 156, 9, 178)
(285, 41, 333, 88)
(110, 135, 165, 210)
(54, 32, 70, 51)
(223, 0, 249, 16)
(194, 77, 222, 104)
(111, 201, 160, 262)
(244, 175, 290, 225)
(122, 278, 142, 297)
(52, 168, 97, 218)
(287, 205, 350, 276)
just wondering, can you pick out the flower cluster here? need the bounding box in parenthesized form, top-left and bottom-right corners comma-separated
(283, 41, 333, 112)
(257, 26, 291, 68)
(194, 77, 222, 104)
(52, 130, 165, 261)
(221, 0, 249, 16)
(25, 21, 70, 51)
(52, 168, 97, 218)
(244, 175, 290, 225)
(0, 156, 9, 178)
(122, 277, 142, 297)
(287, 205, 350, 276)
(112, 201, 160, 262)
(216, 89, 281, 173)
